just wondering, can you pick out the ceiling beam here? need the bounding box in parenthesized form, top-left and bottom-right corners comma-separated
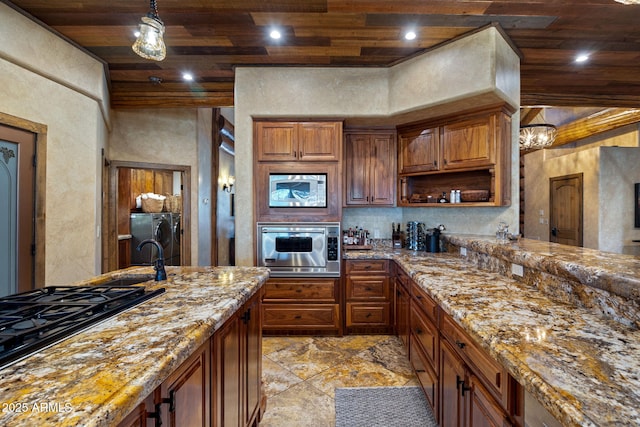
(552, 108, 640, 147)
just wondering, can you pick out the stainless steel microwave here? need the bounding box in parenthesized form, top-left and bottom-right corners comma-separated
(268, 174, 327, 208)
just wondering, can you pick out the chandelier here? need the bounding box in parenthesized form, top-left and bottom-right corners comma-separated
(132, 0, 166, 61)
(519, 124, 557, 150)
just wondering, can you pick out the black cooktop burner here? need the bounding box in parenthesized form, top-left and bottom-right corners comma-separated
(0, 285, 165, 368)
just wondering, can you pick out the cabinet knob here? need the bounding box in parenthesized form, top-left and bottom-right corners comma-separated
(455, 340, 466, 349)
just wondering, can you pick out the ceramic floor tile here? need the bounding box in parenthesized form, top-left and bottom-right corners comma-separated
(262, 356, 304, 398)
(260, 381, 335, 427)
(262, 336, 314, 356)
(266, 339, 351, 381)
(261, 335, 419, 420)
(306, 353, 416, 398)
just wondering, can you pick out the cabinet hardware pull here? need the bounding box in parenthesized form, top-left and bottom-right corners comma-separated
(294, 315, 302, 319)
(456, 375, 471, 395)
(150, 389, 176, 426)
(415, 369, 426, 373)
(444, 159, 448, 165)
(434, 160, 437, 166)
(241, 309, 251, 324)
(366, 313, 372, 318)
(415, 328, 423, 335)
(455, 340, 466, 349)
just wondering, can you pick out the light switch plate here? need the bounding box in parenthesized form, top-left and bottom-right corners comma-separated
(512, 263, 524, 277)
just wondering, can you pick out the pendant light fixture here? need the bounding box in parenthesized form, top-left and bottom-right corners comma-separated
(519, 124, 557, 150)
(132, 0, 166, 61)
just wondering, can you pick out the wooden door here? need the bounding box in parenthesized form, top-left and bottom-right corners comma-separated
(160, 343, 210, 427)
(440, 339, 466, 427)
(344, 133, 371, 205)
(370, 134, 396, 205)
(549, 173, 583, 246)
(0, 125, 36, 296)
(399, 127, 439, 174)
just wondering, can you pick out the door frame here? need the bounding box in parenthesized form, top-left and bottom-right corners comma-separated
(0, 112, 47, 289)
(105, 160, 191, 273)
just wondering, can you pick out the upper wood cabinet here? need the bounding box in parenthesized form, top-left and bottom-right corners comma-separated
(441, 114, 495, 171)
(344, 130, 396, 206)
(399, 127, 439, 174)
(397, 105, 513, 207)
(255, 121, 342, 162)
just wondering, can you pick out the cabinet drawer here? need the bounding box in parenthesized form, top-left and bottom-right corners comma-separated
(412, 282, 438, 324)
(410, 304, 438, 368)
(346, 277, 390, 300)
(345, 259, 389, 274)
(409, 337, 438, 415)
(263, 279, 337, 302)
(346, 303, 391, 326)
(440, 312, 507, 403)
(262, 304, 339, 329)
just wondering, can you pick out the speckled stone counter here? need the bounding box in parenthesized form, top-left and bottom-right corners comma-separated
(0, 266, 269, 427)
(345, 236, 640, 427)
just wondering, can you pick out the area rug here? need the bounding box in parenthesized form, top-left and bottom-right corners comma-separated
(335, 386, 437, 427)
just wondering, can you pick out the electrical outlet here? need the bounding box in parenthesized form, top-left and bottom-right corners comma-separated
(512, 263, 524, 277)
(460, 247, 467, 256)
(373, 229, 380, 239)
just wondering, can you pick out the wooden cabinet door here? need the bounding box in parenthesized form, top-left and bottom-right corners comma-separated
(410, 336, 439, 416)
(117, 393, 155, 427)
(214, 315, 242, 427)
(395, 276, 410, 348)
(399, 127, 439, 174)
(255, 122, 297, 161)
(299, 122, 342, 161)
(442, 115, 494, 170)
(344, 133, 372, 205)
(467, 375, 512, 427)
(369, 133, 396, 205)
(440, 339, 466, 427)
(159, 342, 210, 427)
(242, 296, 262, 427)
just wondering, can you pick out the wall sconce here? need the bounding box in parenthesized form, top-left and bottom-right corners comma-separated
(132, 0, 166, 61)
(221, 176, 235, 193)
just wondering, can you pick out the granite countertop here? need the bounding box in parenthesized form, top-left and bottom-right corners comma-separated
(345, 237, 640, 427)
(0, 266, 270, 427)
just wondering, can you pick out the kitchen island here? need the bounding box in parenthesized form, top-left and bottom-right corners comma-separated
(345, 235, 640, 427)
(0, 266, 269, 427)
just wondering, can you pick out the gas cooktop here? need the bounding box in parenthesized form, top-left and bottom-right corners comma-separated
(0, 284, 165, 368)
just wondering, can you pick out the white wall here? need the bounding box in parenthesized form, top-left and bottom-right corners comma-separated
(524, 124, 640, 253)
(108, 109, 201, 264)
(234, 26, 521, 266)
(0, 3, 109, 284)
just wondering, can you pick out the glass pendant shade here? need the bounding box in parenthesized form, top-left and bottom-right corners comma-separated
(519, 124, 557, 150)
(132, 15, 166, 61)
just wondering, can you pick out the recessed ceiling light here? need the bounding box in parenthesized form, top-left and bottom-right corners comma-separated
(404, 31, 417, 41)
(575, 53, 590, 63)
(182, 73, 194, 81)
(270, 29, 281, 40)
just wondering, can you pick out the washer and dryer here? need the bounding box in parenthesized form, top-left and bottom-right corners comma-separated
(130, 213, 181, 266)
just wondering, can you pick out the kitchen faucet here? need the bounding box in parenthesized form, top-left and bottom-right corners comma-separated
(136, 239, 167, 281)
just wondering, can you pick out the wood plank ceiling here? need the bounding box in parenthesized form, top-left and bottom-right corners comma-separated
(6, 0, 640, 109)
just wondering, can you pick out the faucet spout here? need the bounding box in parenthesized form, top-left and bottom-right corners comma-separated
(136, 238, 167, 281)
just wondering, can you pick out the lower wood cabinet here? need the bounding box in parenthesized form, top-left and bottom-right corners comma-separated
(397, 264, 523, 427)
(262, 278, 341, 335)
(395, 269, 410, 347)
(118, 289, 263, 427)
(344, 260, 394, 334)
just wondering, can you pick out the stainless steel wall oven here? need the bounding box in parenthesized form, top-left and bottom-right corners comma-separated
(257, 222, 340, 277)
